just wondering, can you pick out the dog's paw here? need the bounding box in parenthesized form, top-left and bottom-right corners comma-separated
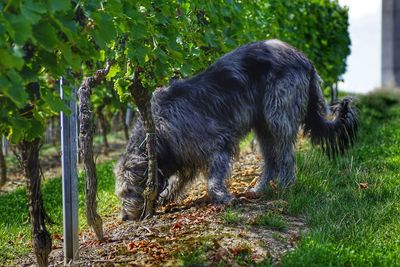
(209, 192, 235, 205)
(235, 190, 261, 200)
(248, 184, 264, 194)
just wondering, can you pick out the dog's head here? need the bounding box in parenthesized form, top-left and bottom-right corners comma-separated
(114, 154, 148, 221)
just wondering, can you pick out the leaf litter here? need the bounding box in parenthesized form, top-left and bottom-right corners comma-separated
(17, 149, 307, 266)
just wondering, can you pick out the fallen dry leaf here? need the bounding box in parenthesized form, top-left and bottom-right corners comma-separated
(229, 244, 252, 256)
(15, 150, 308, 266)
(173, 221, 184, 229)
(53, 234, 63, 240)
(250, 177, 259, 187)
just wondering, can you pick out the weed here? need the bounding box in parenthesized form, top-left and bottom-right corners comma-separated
(254, 212, 288, 231)
(176, 245, 208, 266)
(223, 208, 241, 224)
(272, 232, 287, 242)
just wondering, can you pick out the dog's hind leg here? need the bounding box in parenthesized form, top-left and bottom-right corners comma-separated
(252, 124, 297, 191)
(251, 125, 278, 192)
(252, 73, 307, 190)
(207, 152, 233, 204)
(273, 140, 296, 187)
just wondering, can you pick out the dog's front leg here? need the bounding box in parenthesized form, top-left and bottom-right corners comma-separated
(207, 152, 233, 204)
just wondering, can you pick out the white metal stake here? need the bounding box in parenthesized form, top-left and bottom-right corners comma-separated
(60, 77, 79, 264)
(1, 135, 7, 156)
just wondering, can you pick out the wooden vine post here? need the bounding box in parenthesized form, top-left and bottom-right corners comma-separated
(19, 138, 52, 267)
(129, 70, 159, 219)
(77, 62, 113, 241)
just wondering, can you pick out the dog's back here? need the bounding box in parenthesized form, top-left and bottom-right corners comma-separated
(150, 40, 314, 166)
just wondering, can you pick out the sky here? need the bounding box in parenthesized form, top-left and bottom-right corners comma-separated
(338, 0, 381, 93)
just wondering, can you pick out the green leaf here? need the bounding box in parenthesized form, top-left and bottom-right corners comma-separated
(37, 50, 62, 75)
(48, 0, 71, 12)
(106, 64, 120, 80)
(42, 91, 69, 113)
(133, 47, 149, 66)
(20, 0, 46, 24)
(1, 71, 29, 107)
(8, 116, 27, 142)
(8, 15, 32, 44)
(0, 49, 24, 70)
(92, 13, 116, 49)
(60, 43, 82, 71)
(25, 117, 45, 141)
(181, 63, 192, 77)
(114, 78, 131, 102)
(59, 43, 72, 63)
(33, 21, 59, 52)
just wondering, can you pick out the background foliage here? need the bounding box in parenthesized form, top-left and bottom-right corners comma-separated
(0, 0, 350, 143)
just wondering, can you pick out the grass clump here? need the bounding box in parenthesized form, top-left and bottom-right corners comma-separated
(254, 212, 288, 231)
(223, 207, 241, 224)
(176, 244, 209, 266)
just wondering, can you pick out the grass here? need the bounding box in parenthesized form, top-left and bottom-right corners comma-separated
(240, 132, 254, 150)
(0, 161, 119, 265)
(176, 244, 209, 266)
(1, 92, 400, 266)
(254, 212, 288, 231)
(222, 207, 242, 224)
(0, 130, 124, 265)
(277, 93, 400, 266)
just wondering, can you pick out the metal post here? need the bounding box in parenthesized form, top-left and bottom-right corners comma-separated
(1, 135, 7, 156)
(60, 78, 79, 264)
(125, 106, 132, 126)
(46, 121, 52, 144)
(382, 0, 400, 88)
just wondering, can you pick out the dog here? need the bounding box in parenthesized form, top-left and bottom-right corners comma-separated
(115, 39, 358, 220)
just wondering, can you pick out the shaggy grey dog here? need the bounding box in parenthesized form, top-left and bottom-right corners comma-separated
(115, 40, 358, 220)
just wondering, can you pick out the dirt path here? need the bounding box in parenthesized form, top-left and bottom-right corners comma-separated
(18, 150, 306, 266)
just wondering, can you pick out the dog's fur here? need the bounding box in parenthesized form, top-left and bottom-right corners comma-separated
(115, 40, 358, 220)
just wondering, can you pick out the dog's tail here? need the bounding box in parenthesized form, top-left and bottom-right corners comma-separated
(304, 69, 359, 158)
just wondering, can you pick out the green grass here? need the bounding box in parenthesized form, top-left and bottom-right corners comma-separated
(0, 130, 125, 265)
(176, 244, 209, 266)
(254, 212, 288, 231)
(222, 207, 242, 224)
(2, 93, 400, 266)
(240, 132, 254, 150)
(0, 161, 119, 265)
(277, 96, 400, 266)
